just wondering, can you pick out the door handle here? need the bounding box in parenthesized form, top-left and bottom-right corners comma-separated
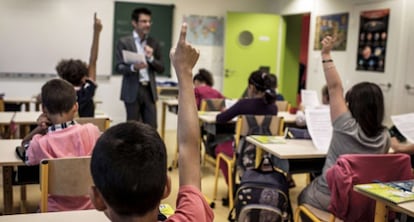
(378, 82, 392, 91)
(224, 69, 236, 77)
(405, 84, 414, 91)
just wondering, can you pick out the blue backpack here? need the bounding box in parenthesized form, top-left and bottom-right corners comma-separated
(229, 156, 292, 222)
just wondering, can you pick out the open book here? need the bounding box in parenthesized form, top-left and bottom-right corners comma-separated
(355, 180, 414, 204)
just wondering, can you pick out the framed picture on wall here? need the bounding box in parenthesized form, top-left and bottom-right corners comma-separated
(183, 15, 224, 46)
(356, 9, 390, 73)
(314, 12, 349, 51)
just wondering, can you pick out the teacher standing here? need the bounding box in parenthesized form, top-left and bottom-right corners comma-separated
(115, 7, 164, 128)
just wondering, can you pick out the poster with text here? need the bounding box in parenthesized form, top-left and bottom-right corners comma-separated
(183, 15, 224, 46)
(356, 9, 390, 72)
(314, 12, 349, 50)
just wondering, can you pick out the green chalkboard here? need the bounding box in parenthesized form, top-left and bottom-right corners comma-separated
(112, 2, 174, 77)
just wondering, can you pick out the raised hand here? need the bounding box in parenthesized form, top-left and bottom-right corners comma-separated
(170, 23, 199, 78)
(321, 35, 336, 55)
(94, 12, 102, 33)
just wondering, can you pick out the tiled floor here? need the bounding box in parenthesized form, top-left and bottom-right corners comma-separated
(0, 130, 308, 221)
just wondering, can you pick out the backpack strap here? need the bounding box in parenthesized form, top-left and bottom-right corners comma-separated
(259, 115, 273, 135)
(245, 115, 259, 135)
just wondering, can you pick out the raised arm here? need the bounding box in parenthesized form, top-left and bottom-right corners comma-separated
(321, 36, 348, 122)
(88, 12, 102, 81)
(170, 23, 201, 188)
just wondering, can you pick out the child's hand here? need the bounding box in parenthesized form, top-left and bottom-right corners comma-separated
(321, 35, 336, 55)
(170, 23, 199, 78)
(94, 12, 102, 33)
(37, 113, 51, 130)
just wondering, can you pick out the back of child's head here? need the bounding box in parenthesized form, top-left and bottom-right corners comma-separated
(90, 121, 167, 217)
(193, 68, 214, 86)
(248, 70, 277, 104)
(41, 78, 77, 115)
(345, 82, 385, 137)
(56, 59, 88, 86)
(269, 74, 278, 89)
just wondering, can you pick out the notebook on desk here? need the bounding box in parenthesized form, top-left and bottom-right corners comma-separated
(355, 180, 414, 204)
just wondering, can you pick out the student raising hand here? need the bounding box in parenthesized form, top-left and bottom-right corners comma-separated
(170, 23, 200, 77)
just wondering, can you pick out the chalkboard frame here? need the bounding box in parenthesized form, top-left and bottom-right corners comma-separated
(112, 2, 174, 77)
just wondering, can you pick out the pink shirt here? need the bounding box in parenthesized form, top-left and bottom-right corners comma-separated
(166, 185, 214, 222)
(26, 123, 101, 212)
(194, 85, 224, 109)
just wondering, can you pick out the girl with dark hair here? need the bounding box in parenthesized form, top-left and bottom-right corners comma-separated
(193, 68, 224, 109)
(214, 70, 279, 205)
(298, 36, 389, 214)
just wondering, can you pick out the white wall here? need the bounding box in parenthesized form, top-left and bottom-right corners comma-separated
(270, 0, 413, 125)
(0, 0, 273, 130)
(1, 0, 413, 129)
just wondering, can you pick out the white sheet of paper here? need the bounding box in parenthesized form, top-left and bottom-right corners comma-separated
(305, 107, 332, 151)
(225, 99, 238, 109)
(301, 89, 320, 108)
(391, 113, 414, 143)
(122, 50, 146, 64)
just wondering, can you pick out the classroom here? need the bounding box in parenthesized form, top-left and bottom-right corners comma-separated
(1, 0, 414, 221)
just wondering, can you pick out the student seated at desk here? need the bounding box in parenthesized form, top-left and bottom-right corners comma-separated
(215, 70, 281, 203)
(241, 72, 284, 101)
(89, 23, 213, 222)
(22, 79, 101, 212)
(56, 13, 102, 117)
(297, 36, 390, 216)
(193, 68, 224, 110)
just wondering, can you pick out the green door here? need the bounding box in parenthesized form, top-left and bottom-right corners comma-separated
(223, 12, 282, 98)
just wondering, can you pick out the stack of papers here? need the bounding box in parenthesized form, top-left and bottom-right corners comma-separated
(122, 50, 146, 64)
(391, 113, 414, 143)
(305, 107, 332, 151)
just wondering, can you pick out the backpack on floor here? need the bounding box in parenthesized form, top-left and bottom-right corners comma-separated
(229, 157, 292, 222)
(236, 115, 273, 177)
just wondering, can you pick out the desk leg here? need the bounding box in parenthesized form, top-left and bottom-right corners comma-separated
(374, 201, 388, 222)
(3, 166, 14, 215)
(24, 102, 30, 111)
(161, 102, 167, 140)
(255, 146, 262, 168)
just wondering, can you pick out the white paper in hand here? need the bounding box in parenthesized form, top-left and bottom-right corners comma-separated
(122, 50, 146, 64)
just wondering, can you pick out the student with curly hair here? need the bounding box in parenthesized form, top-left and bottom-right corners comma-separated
(56, 13, 102, 117)
(193, 68, 224, 110)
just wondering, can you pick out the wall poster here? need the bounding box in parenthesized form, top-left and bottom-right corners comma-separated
(183, 15, 224, 46)
(314, 12, 349, 51)
(356, 9, 390, 72)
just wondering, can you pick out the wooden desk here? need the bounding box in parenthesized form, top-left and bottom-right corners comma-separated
(354, 185, 414, 221)
(0, 112, 40, 138)
(0, 209, 109, 221)
(160, 99, 178, 140)
(3, 97, 37, 112)
(246, 136, 326, 159)
(246, 136, 327, 173)
(277, 111, 297, 124)
(0, 139, 25, 215)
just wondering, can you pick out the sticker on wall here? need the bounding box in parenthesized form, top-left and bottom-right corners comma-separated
(356, 9, 390, 73)
(314, 12, 349, 51)
(183, 15, 224, 46)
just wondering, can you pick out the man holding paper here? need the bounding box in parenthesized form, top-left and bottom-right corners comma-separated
(115, 7, 164, 128)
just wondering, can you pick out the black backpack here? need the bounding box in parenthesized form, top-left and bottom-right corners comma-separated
(236, 115, 273, 177)
(229, 156, 292, 222)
